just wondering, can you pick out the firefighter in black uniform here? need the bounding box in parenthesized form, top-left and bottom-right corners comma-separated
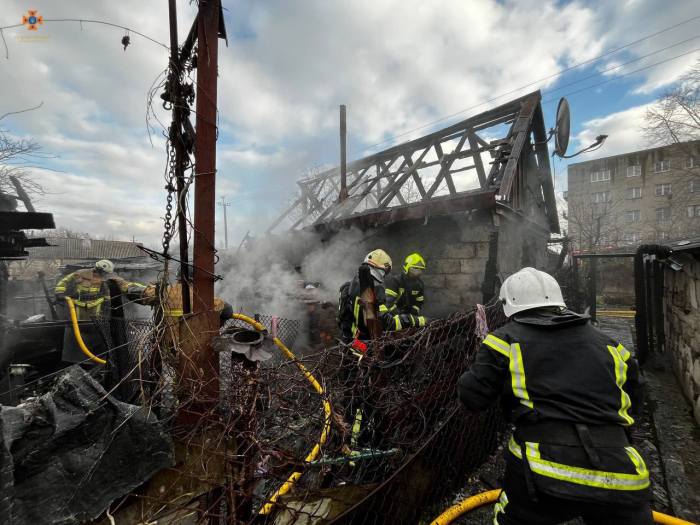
(457, 267, 652, 525)
(337, 249, 428, 447)
(338, 249, 426, 344)
(385, 253, 426, 318)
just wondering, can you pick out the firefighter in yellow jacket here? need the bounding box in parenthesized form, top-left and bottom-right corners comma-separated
(55, 260, 115, 320)
(112, 267, 233, 349)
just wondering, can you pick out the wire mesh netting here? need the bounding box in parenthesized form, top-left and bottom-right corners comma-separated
(82, 301, 510, 524)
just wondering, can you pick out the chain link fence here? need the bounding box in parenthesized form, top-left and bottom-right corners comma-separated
(84, 302, 507, 524)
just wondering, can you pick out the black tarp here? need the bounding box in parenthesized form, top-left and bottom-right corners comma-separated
(0, 365, 174, 525)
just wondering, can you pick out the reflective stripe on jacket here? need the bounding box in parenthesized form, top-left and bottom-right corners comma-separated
(457, 308, 648, 505)
(384, 272, 425, 315)
(340, 270, 426, 342)
(55, 269, 110, 318)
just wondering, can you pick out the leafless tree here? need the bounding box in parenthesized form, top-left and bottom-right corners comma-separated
(280, 163, 335, 225)
(0, 104, 55, 209)
(562, 195, 626, 251)
(643, 60, 700, 148)
(642, 59, 700, 240)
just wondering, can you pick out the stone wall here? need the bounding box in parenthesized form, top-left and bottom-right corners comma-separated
(663, 253, 700, 425)
(240, 209, 551, 352)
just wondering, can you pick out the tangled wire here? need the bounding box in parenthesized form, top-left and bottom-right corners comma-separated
(86, 302, 509, 525)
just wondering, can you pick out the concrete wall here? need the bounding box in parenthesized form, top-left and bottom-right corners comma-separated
(267, 209, 549, 320)
(664, 253, 700, 425)
(567, 140, 700, 248)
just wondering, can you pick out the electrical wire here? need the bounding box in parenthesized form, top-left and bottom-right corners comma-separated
(542, 46, 700, 105)
(0, 18, 168, 50)
(542, 33, 700, 97)
(326, 13, 700, 163)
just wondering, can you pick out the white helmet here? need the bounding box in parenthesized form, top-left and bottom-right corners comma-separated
(95, 259, 115, 274)
(499, 267, 565, 317)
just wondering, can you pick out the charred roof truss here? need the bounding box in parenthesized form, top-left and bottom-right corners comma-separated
(268, 91, 559, 234)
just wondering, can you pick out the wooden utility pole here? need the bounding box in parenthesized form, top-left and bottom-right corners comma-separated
(218, 195, 230, 249)
(180, 0, 221, 424)
(339, 104, 348, 202)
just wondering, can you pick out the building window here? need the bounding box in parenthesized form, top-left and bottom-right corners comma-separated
(689, 180, 700, 192)
(656, 207, 670, 221)
(626, 165, 641, 177)
(625, 232, 642, 244)
(654, 160, 670, 173)
(655, 183, 671, 196)
(687, 205, 700, 217)
(627, 210, 641, 222)
(627, 187, 642, 199)
(591, 169, 611, 183)
(686, 157, 696, 169)
(590, 191, 611, 203)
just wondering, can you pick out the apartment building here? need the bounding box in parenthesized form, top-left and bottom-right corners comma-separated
(566, 139, 700, 249)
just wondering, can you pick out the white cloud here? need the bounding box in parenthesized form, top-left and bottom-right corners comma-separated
(1, 0, 698, 245)
(572, 103, 652, 161)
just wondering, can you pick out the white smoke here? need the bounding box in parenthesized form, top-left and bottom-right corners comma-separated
(215, 228, 366, 320)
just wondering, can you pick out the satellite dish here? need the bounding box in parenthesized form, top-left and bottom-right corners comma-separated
(554, 98, 571, 157)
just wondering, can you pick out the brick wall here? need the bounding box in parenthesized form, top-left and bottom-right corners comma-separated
(306, 302, 341, 352)
(664, 254, 700, 425)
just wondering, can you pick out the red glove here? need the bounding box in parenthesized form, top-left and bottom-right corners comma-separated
(351, 340, 368, 354)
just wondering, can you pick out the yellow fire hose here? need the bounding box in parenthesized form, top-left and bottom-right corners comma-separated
(230, 314, 332, 515)
(429, 489, 698, 525)
(65, 296, 106, 364)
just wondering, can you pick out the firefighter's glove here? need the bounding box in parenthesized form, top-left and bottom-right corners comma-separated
(55, 294, 66, 305)
(350, 340, 369, 354)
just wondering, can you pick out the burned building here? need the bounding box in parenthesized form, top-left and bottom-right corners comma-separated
(256, 91, 559, 346)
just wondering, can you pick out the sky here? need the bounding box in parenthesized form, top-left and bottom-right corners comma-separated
(1, 0, 699, 246)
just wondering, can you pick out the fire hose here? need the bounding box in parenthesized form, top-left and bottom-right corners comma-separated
(65, 297, 106, 364)
(429, 489, 698, 525)
(230, 313, 332, 515)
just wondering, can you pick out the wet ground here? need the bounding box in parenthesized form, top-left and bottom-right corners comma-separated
(436, 317, 700, 524)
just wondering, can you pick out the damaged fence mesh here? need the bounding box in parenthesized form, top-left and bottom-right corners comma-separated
(85, 302, 510, 524)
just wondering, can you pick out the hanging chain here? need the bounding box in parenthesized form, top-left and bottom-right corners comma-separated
(161, 139, 177, 258)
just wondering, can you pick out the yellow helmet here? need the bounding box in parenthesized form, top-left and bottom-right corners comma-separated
(403, 253, 426, 274)
(364, 249, 392, 274)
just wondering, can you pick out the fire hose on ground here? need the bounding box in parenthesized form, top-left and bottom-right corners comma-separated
(429, 489, 698, 525)
(230, 313, 332, 516)
(67, 309, 689, 523)
(66, 307, 332, 514)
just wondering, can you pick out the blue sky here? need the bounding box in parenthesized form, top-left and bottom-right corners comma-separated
(1, 0, 698, 245)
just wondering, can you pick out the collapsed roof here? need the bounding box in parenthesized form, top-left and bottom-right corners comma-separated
(268, 90, 559, 235)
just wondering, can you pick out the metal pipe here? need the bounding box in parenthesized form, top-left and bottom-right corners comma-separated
(339, 104, 348, 203)
(646, 259, 655, 356)
(573, 255, 580, 312)
(168, 0, 191, 315)
(588, 257, 597, 324)
(653, 259, 665, 352)
(634, 252, 649, 364)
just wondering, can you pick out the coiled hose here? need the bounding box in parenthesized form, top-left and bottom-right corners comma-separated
(429, 489, 698, 525)
(230, 314, 332, 516)
(65, 297, 106, 364)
